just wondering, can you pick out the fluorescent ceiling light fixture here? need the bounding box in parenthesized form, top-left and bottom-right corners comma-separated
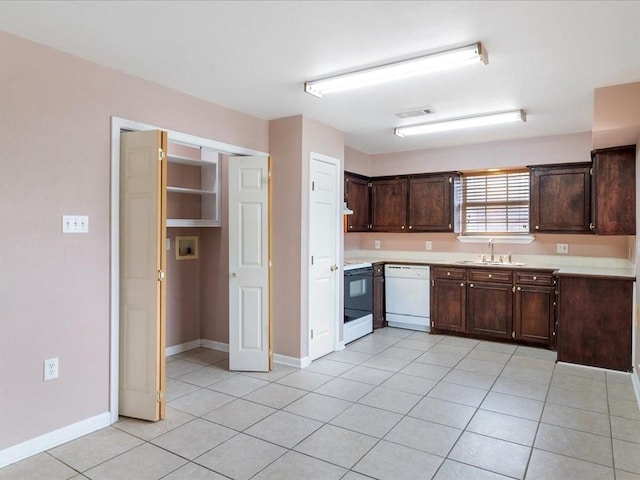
(305, 42, 487, 97)
(394, 110, 526, 137)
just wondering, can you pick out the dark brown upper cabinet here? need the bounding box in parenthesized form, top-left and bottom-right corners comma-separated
(529, 163, 591, 233)
(407, 173, 460, 232)
(370, 177, 408, 232)
(591, 145, 636, 235)
(344, 171, 370, 232)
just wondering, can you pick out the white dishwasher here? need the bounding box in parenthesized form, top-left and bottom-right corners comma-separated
(385, 264, 430, 332)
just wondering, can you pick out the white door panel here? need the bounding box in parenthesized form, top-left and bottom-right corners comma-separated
(309, 154, 340, 361)
(229, 156, 270, 371)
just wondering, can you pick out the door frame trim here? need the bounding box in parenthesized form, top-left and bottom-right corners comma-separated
(307, 152, 343, 362)
(109, 116, 266, 423)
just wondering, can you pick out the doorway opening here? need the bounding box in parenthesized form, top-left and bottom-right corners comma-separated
(110, 117, 268, 422)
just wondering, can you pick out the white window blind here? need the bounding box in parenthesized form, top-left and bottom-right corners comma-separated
(462, 170, 530, 234)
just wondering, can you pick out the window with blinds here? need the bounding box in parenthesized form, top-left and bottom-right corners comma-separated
(462, 170, 530, 234)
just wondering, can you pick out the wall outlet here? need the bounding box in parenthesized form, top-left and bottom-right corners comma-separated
(425, 241, 432, 251)
(44, 358, 59, 381)
(374, 240, 381, 249)
(556, 243, 569, 254)
(166, 238, 171, 250)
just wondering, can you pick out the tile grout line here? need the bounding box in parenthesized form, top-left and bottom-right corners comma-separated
(10, 330, 637, 479)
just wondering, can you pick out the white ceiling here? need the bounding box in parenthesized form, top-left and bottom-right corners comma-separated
(1, 1, 639, 154)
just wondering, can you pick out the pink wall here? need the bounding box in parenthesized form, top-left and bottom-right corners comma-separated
(0, 31, 268, 450)
(200, 156, 230, 346)
(348, 232, 629, 258)
(370, 132, 593, 176)
(269, 116, 304, 358)
(593, 81, 640, 149)
(269, 115, 345, 360)
(166, 228, 201, 347)
(344, 146, 371, 176)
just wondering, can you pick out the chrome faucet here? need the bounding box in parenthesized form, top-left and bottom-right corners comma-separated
(488, 238, 495, 262)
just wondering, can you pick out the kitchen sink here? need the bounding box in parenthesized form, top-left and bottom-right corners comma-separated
(454, 260, 527, 267)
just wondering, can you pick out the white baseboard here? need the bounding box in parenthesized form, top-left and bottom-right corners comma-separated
(273, 353, 308, 369)
(169, 338, 315, 369)
(199, 339, 306, 367)
(201, 339, 229, 352)
(633, 371, 640, 413)
(166, 339, 202, 357)
(0, 412, 110, 469)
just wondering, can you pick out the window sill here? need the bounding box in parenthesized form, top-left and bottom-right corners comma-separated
(456, 235, 536, 245)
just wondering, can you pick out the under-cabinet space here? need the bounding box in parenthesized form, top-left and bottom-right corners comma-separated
(167, 144, 220, 227)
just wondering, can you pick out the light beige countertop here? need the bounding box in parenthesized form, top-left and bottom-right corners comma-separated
(345, 250, 636, 279)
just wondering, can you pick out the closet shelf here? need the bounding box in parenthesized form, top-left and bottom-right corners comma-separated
(167, 219, 219, 228)
(167, 154, 217, 167)
(167, 186, 216, 195)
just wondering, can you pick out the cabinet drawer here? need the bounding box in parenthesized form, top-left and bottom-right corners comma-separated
(515, 271, 554, 286)
(469, 269, 513, 283)
(433, 267, 466, 280)
(373, 263, 384, 277)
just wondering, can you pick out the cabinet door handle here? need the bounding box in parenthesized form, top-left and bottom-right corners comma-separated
(517, 286, 521, 291)
(533, 276, 537, 280)
(349, 225, 353, 229)
(470, 283, 474, 288)
(409, 225, 412, 229)
(488, 274, 492, 278)
(535, 225, 540, 230)
(460, 282, 464, 287)
(401, 225, 405, 229)
(447, 272, 451, 276)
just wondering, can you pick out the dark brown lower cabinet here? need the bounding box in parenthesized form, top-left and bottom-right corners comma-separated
(514, 271, 556, 346)
(514, 284, 555, 346)
(431, 266, 556, 348)
(557, 275, 633, 372)
(431, 267, 467, 333)
(372, 262, 385, 329)
(467, 282, 513, 339)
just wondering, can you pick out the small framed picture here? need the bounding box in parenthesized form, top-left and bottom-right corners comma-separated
(176, 236, 198, 260)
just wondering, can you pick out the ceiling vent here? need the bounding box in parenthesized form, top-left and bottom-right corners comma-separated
(396, 107, 435, 119)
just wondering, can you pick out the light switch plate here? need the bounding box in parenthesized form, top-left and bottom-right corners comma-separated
(556, 243, 569, 254)
(62, 215, 89, 233)
(374, 240, 381, 249)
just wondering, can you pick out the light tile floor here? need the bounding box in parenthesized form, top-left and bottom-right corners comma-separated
(2, 328, 640, 480)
